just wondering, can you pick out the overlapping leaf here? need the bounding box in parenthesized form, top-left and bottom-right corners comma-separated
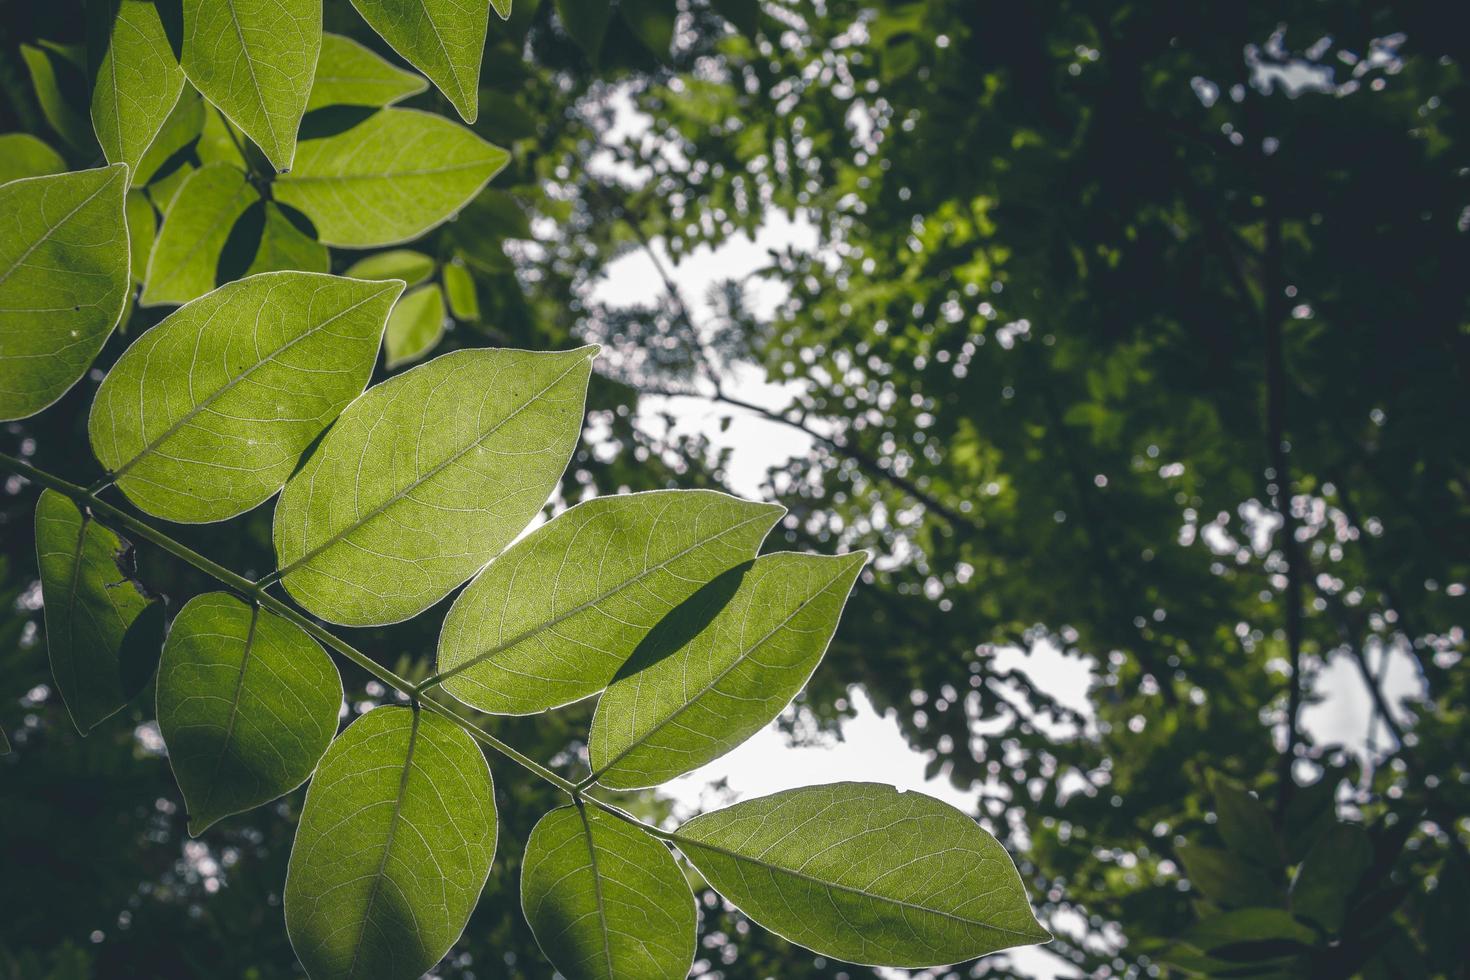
(522, 805, 695, 980)
(0, 164, 130, 421)
(589, 550, 866, 788)
(284, 707, 496, 980)
(245, 202, 330, 276)
(345, 249, 435, 285)
(273, 345, 596, 625)
(157, 593, 342, 834)
(437, 490, 782, 715)
(273, 108, 508, 247)
(141, 162, 257, 306)
(348, 0, 487, 122)
(35, 491, 159, 734)
(673, 782, 1051, 967)
(0, 134, 66, 185)
(307, 32, 427, 112)
(133, 88, 206, 187)
(90, 0, 186, 179)
(383, 282, 444, 368)
(91, 272, 401, 523)
(180, 0, 319, 172)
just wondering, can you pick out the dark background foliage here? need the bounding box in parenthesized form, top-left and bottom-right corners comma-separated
(2, 0, 1467, 976)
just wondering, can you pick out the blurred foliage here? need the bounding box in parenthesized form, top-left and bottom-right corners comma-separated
(3, 0, 1468, 977)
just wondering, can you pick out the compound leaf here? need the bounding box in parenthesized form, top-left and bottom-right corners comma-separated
(35, 490, 158, 734)
(273, 345, 595, 626)
(589, 550, 866, 789)
(284, 707, 496, 980)
(383, 282, 444, 368)
(307, 32, 427, 112)
(347, 0, 486, 122)
(673, 783, 1051, 967)
(273, 108, 508, 248)
(180, 0, 319, 172)
(345, 249, 435, 286)
(157, 593, 342, 834)
(90, 0, 186, 180)
(140, 162, 257, 306)
(438, 490, 782, 715)
(522, 805, 695, 980)
(91, 271, 401, 523)
(0, 164, 130, 421)
(0, 134, 67, 185)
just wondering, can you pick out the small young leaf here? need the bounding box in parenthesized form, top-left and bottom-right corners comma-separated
(21, 42, 95, 151)
(442, 261, 479, 321)
(673, 782, 1050, 967)
(522, 805, 695, 980)
(273, 108, 508, 247)
(347, 0, 487, 122)
(383, 282, 445, 368)
(284, 707, 496, 980)
(589, 551, 866, 789)
(438, 490, 782, 715)
(140, 162, 257, 306)
(245, 202, 330, 276)
(307, 33, 427, 113)
(0, 164, 130, 421)
(89, 0, 186, 180)
(125, 189, 156, 284)
(344, 249, 435, 286)
(555, 0, 612, 60)
(1290, 823, 1373, 931)
(134, 89, 206, 187)
(273, 345, 596, 626)
(157, 593, 342, 834)
(91, 271, 401, 523)
(180, 0, 320, 172)
(35, 490, 158, 734)
(0, 133, 67, 185)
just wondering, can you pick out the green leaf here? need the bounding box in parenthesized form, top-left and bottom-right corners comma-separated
(0, 133, 67, 185)
(0, 164, 130, 421)
(383, 282, 445, 368)
(284, 707, 496, 980)
(522, 804, 695, 980)
(133, 88, 206, 187)
(157, 593, 342, 835)
(307, 32, 427, 113)
(146, 159, 195, 213)
(1180, 908, 1316, 953)
(1211, 773, 1284, 867)
(245, 202, 330, 277)
(347, 0, 487, 122)
(555, 0, 612, 60)
(90, 271, 401, 523)
(344, 249, 435, 286)
(589, 550, 866, 789)
(273, 108, 509, 247)
(492, 0, 511, 18)
(35, 490, 158, 734)
(21, 42, 95, 151)
(1176, 843, 1282, 909)
(673, 782, 1050, 967)
(1291, 823, 1372, 932)
(620, 0, 676, 56)
(196, 104, 250, 170)
(442, 261, 479, 321)
(89, 0, 186, 180)
(125, 188, 156, 284)
(437, 490, 782, 715)
(180, 0, 320, 172)
(273, 345, 596, 626)
(140, 162, 257, 306)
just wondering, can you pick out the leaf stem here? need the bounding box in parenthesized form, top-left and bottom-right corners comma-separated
(0, 450, 581, 799)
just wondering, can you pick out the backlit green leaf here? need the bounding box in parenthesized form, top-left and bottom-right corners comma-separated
(522, 805, 695, 980)
(284, 707, 496, 980)
(90, 0, 186, 180)
(0, 164, 130, 421)
(197, 104, 249, 169)
(133, 88, 206, 186)
(1181, 908, 1316, 953)
(0, 134, 66, 185)
(141, 162, 257, 306)
(347, 0, 487, 122)
(383, 282, 444, 368)
(437, 490, 782, 715)
(344, 249, 435, 286)
(157, 593, 342, 834)
(245, 202, 330, 276)
(589, 550, 866, 789)
(273, 108, 508, 247)
(1211, 773, 1283, 867)
(180, 0, 319, 172)
(307, 33, 427, 112)
(1176, 843, 1281, 909)
(442, 261, 479, 321)
(274, 345, 596, 626)
(91, 271, 401, 523)
(35, 490, 157, 734)
(125, 189, 155, 284)
(1291, 823, 1372, 931)
(21, 42, 95, 151)
(673, 783, 1050, 967)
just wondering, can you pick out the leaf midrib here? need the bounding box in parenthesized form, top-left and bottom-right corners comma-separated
(576, 805, 617, 979)
(224, 0, 278, 158)
(198, 601, 260, 822)
(0, 168, 121, 289)
(347, 709, 421, 977)
(278, 351, 591, 578)
(280, 157, 501, 184)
